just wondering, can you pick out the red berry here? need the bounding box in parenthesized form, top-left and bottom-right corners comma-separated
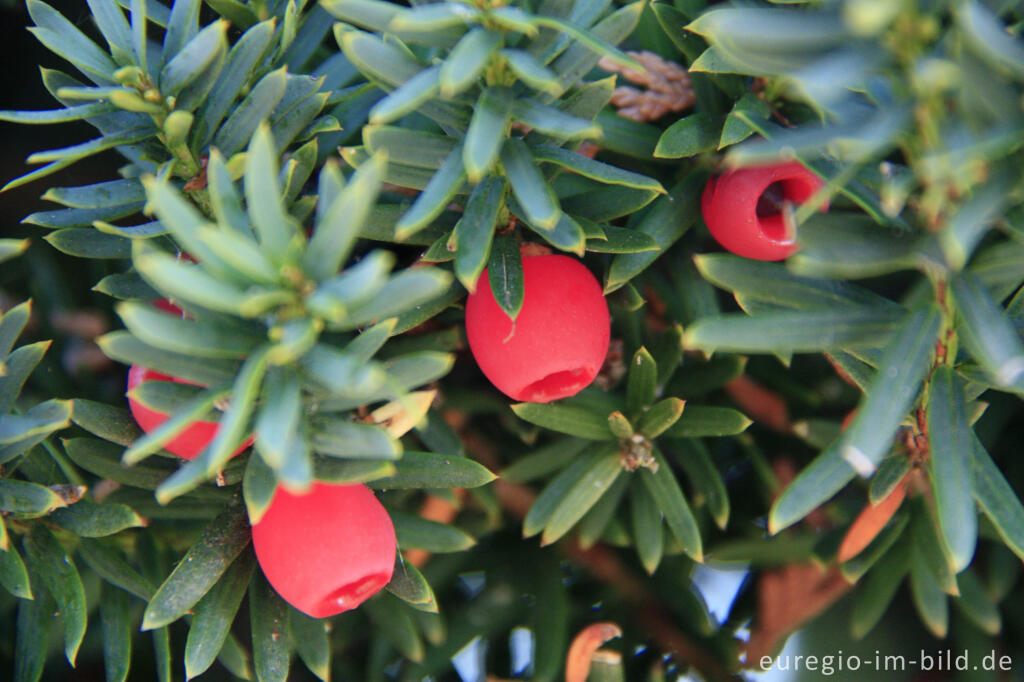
(251, 482, 396, 618)
(701, 162, 827, 261)
(126, 365, 252, 460)
(465, 254, 610, 403)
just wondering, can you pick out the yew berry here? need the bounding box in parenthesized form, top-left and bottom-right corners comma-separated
(126, 365, 252, 460)
(125, 299, 251, 460)
(465, 254, 610, 403)
(701, 161, 827, 261)
(251, 482, 396, 618)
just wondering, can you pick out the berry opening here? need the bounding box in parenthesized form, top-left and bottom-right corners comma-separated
(755, 178, 817, 243)
(317, 572, 390, 616)
(519, 367, 591, 403)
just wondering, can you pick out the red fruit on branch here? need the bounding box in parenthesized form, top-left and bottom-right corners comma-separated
(701, 161, 827, 261)
(125, 299, 251, 460)
(251, 482, 396, 618)
(465, 254, 610, 403)
(126, 365, 252, 460)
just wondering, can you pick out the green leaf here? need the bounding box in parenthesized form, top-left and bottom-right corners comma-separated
(511, 402, 613, 440)
(0, 545, 32, 600)
(0, 478, 68, 514)
(63, 438, 169, 490)
(364, 126, 455, 169)
(532, 145, 663, 194)
(910, 500, 959, 595)
(122, 384, 228, 465)
(385, 558, 438, 613)
(951, 272, 1024, 394)
(0, 239, 29, 264)
(99, 332, 240, 387)
(926, 366, 976, 573)
(630, 484, 665, 574)
(520, 211, 586, 255)
(367, 451, 495, 489)
(501, 138, 559, 230)
(542, 447, 623, 545)
(254, 371, 303, 475)
(669, 439, 729, 530)
(770, 440, 856, 535)
(789, 212, 919, 280)
(49, 499, 145, 537)
(132, 245, 279, 318)
(524, 453, 595, 537)
(664, 406, 751, 438)
(953, 569, 1001, 635)
(453, 176, 504, 291)
(14, 583, 53, 682)
(310, 418, 400, 460)
(694, 254, 899, 310)
(719, 93, 770, 148)
(395, 145, 467, 239)
(487, 231, 524, 320)
(626, 347, 657, 413)
(548, 2, 644, 95)
(185, 548, 256, 681)
(502, 48, 559, 94)
(290, 608, 331, 681)
(117, 301, 257, 358)
(465, 87, 512, 182)
(78, 539, 155, 602)
(956, 2, 1024, 82)
(577, 474, 630, 549)
(23, 526, 87, 665)
(364, 594, 424, 662)
(337, 28, 423, 89)
(512, 99, 600, 139)
(585, 226, 659, 254)
(27, 0, 118, 80)
(313, 458, 395, 484)
(156, 349, 269, 503)
(243, 455, 277, 525)
(368, 64, 442, 125)
(441, 28, 500, 97)
(655, 112, 723, 158)
(606, 171, 706, 293)
(0, 102, 112, 124)
(250, 572, 292, 682)
(195, 20, 276, 147)
(100, 584, 133, 682)
(639, 450, 702, 561)
(45, 228, 130, 259)
(840, 305, 941, 475)
(213, 67, 288, 157)
(142, 505, 251, 630)
(910, 540, 948, 638)
(501, 438, 589, 483)
(869, 455, 912, 505)
(392, 512, 475, 553)
(160, 20, 227, 96)
(850, 542, 908, 639)
(972, 434, 1024, 561)
(245, 122, 300, 258)
(342, 269, 454, 329)
(163, 0, 200, 60)
(683, 308, 903, 353)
